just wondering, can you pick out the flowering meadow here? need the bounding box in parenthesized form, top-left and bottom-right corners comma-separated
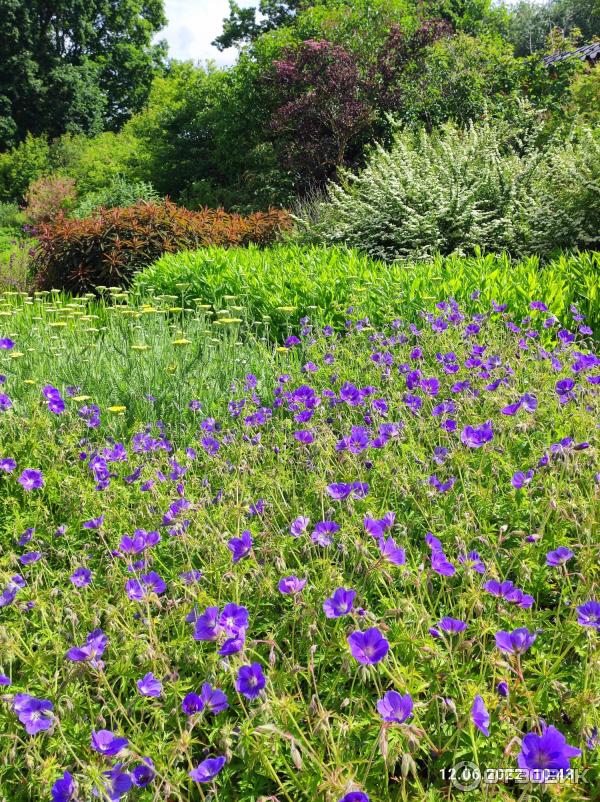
(0, 287, 598, 802)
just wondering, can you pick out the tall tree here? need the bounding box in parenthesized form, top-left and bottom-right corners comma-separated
(213, 0, 305, 50)
(0, 0, 167, 149)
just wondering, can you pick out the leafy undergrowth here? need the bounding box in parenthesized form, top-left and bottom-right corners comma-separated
(0, 289, 598, 802)
(134, 246, 600, 340)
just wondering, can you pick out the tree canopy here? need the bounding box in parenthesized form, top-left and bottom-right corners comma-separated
(0, 0, 167, 149)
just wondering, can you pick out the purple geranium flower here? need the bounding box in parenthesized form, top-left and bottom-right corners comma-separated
(517, 725, 581, 781)
(461, 420, 494, 448)
(377, 691, 413, 723)
(137, 672, 162, 698)
(338, 793, 370, 802)
(13, 694, 54, 735)
(546, 546, 574, 567)
(200, 683, 228, 713)
(124, 571, 166, 601)
(347, 628, 389, 664)
(576, 600, 600, 629)
(471, 695, 490, 736)
(51, 770, 75, 802)
(17, 469, 44, 491)
(0, 338, 14, 349)
(189, 756, 226, 783)
(66, 629, 108, 668)
(91, 729, 129, 756)
(495, 627, 537, 655)
(278, 576, 307, 595)
(439, 617, 467, 634)
(323, 587, 356, 618)
(236, 663, 266, 699)
(290, 515, 309, 537)
(132, 758, 155, 788)
(70, 567, 92, 587)
(227, 530, 253, 563)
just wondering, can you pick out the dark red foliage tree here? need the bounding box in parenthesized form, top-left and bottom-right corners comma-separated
(268, 40, 373, 189)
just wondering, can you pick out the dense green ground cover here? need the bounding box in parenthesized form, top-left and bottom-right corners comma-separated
(135, 246, 600, 339)
(0, 287, 598, 801)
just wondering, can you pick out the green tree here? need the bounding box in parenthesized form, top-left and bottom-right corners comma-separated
(0, 0, 167, 150)
(213, 0, 306, 50)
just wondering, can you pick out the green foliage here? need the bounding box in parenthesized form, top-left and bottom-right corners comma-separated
(0, 135, 51, 203)
(134, 244, 600, 337)
(71, 177, 160, 219)
(0, 0, 167, 150)
(501, 0, 600, 56)
(52, 130, 141, 197)
(0, 203, 24, 231)
(300, 118, 600, 261)
(32, 202, 291, 293)
(127, 60, 294, 212)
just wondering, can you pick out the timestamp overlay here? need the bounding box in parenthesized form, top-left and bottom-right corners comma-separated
(441, 761, 589, 791)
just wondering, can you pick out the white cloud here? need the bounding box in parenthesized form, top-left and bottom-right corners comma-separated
(159, 0, 258, 67)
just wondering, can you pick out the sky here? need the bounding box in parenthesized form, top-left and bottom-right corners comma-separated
(160, 0, 258, 66)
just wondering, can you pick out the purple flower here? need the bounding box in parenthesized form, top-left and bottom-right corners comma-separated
(311, 520, 339, 546)
(189, 756, 226, 783)
(517, 725, 581, 781)
(471, 695, 490, 736)
(378, 536, 406, 565)
(512, 469, 534, 489)
(431, 550, 456, 577)
(0, 392, 12, 411)
(338, 794, 370, 802)
(182, 692, 203, 715)
(290, 516, 309, 537)
(576, 600, 600, 629)
(278, 576, 307, 595)
(377, 691, 413, 723)
(227, 530, 253, 563)
(132, 758, 155, 788)
(497, 681, 509, 698)
(124, 571, 166, 601)
(294, 429, 314, 444)
(13, 694, 54, 735)
(555, 378, 576, 404)
(200, 682, 228, 713)
(546, 547, 574, 567)
(439, 617, 467, 634)
(495, 627, 537, 655)
(347, 628, 389, 664)
(83, 514, 104, 530)
(19, 551, 41, 565)
(91, 729, 129, 756)
(137, 672, 162, 697)
(461, 420, 494, 448)
(17, 469, 44, 491)
(236, 663, 266, 699)
(323, 587, 356, 618)
(193, 605, 221, 640)
(0, 674, 11, 685)
(219, 603, 248, 636)
(0, 457, 16, 473)
(0, 338, 14, 349)
(96, 764, 132, 801)
(458, 551, 485, 574)
(70, 567, 92, 587)
(51, 770, 75, 802)
(66, 629, 108, 668)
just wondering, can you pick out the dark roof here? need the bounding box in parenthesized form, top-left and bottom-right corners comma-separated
(543, 41, 600, 66)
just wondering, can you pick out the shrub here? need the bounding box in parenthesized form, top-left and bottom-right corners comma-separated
(299, 119, 599, 261)
(0, 201, 24, 230)
(23, 175, 78, 227)
(71, 177, 161, 219)
(0, 133, 51, 202)
(134, 244, 600, 337)
(32, 201, 291, 292)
